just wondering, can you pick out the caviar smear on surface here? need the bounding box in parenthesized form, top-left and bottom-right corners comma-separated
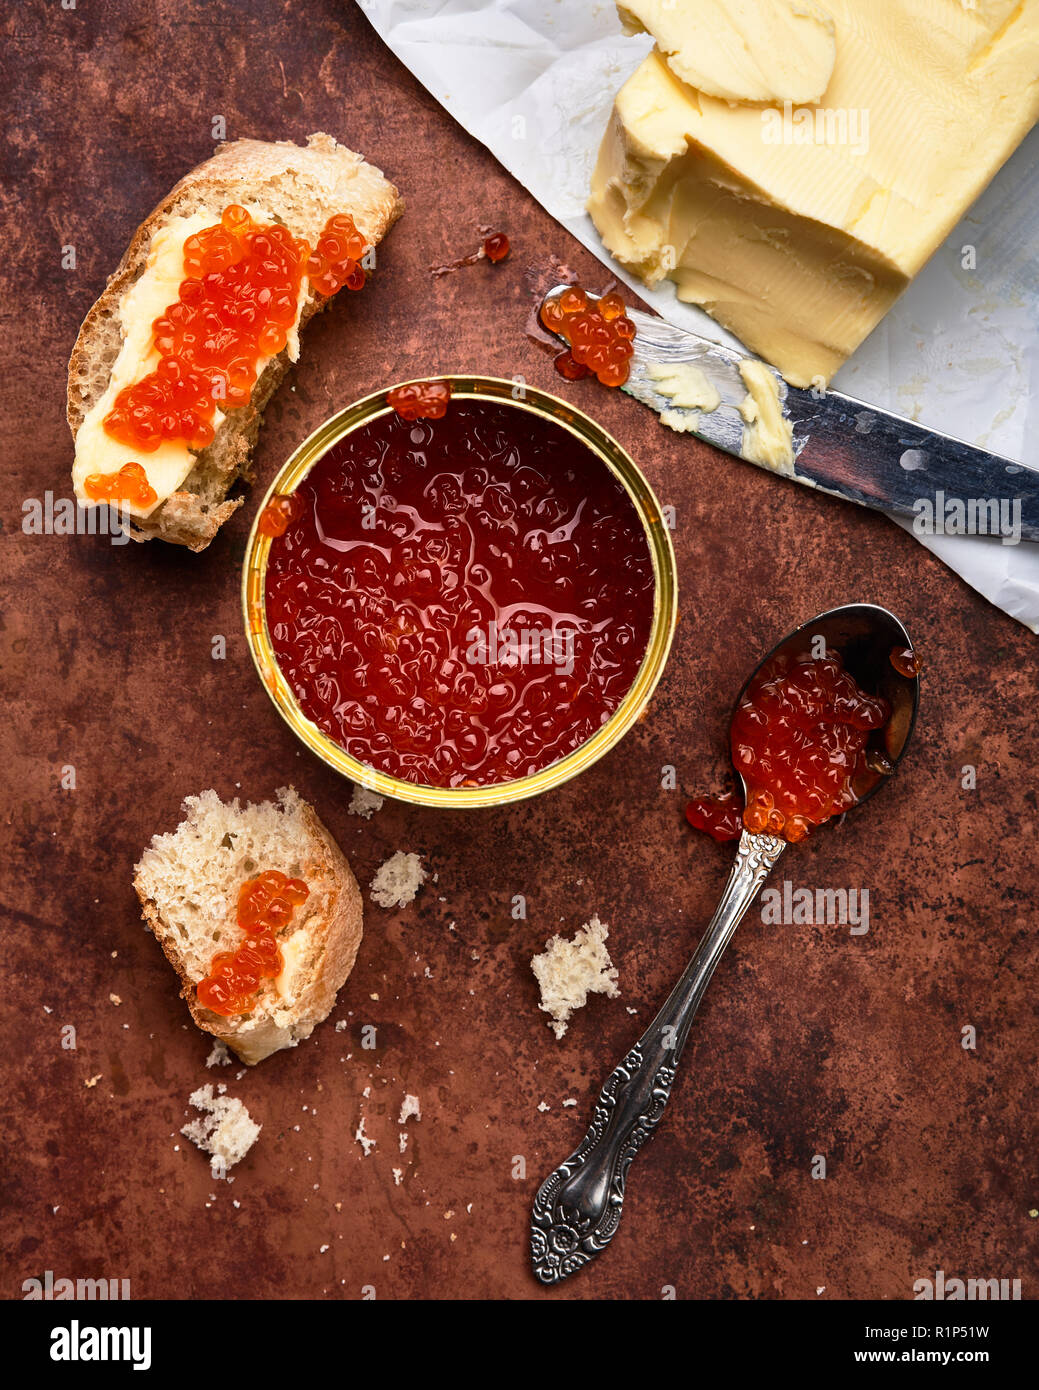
(197, 870, 309, 1018)
(540, 286, 636, 388)
(387, 380, 453, 422)
(84, 207, 368, 505)
(482, 232, 510, 263)
(686, 648, 891, 845)
(264, 399, 655, 788)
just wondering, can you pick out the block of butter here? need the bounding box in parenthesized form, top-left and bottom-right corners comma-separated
(590, 0, 1039, 387)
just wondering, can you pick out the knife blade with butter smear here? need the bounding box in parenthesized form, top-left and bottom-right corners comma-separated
(541, 287, 1039, 545)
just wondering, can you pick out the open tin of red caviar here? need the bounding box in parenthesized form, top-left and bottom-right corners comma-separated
(242, 376, 677, 808)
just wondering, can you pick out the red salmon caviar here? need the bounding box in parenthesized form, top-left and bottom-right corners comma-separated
(386, 380, 453, 421)
(540, 285, 635, 388)
(483, 232, 510, 263)
(82, 460, 158, 508)
(264, 399, 655, 788)
(540, 299, 566, 331)
(307, 213, 368, 297)
(685, 792, 743, 843)
(553, 350, 589, 381)
(686, 649, 890, 846)
(597, 292, 626, 321)
(102, 208, 367, 457)
(197, 869, 310, 1018)
(258, 493, 305, 538)
(889, 645, 922, 678)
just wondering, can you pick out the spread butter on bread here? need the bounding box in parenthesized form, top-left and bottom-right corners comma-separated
(134, 788, 363, 1064)
(68, 134, 403, 551)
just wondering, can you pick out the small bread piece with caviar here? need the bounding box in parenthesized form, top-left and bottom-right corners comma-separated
(134, 788, 363, 1065)
(68, 133, 403, 551)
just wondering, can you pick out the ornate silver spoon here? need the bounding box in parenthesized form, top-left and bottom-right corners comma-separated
(530, 603, 920, 1286)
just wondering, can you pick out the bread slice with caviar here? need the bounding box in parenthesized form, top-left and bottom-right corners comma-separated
(134, 788, 363, 1065)
(67, 133, 403, 552)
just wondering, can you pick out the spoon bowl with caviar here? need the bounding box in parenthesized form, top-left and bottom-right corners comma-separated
(531, 603, 919, 1286)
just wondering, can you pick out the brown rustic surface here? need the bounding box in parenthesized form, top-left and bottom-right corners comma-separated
(1, 0, 1036, 1303)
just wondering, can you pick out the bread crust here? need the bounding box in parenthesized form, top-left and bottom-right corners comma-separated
(68, 133, 403, 552)
(135, 798, 364, 1065)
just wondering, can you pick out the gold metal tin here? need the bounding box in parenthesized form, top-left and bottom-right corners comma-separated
(242, 376, 677, 808)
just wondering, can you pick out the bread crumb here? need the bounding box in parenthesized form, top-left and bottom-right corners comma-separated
(371, 852, 427, 909)
(531, 915, 620, 1039)
(399, 1093, 421, 1124)
(537, 1101, 550, 1112)
(85, 1074, 102, 1088)
(355, 1116, 376, 1156)
(392, 1167, 403, 1186)
(348, 785, 384, 819)
(399, 1132, 408, 1154)
(562, 1098, 577, 1107)
(181, 1084, 260, 1176)
(109, 994, 121, 1006)
(206, 1040, 232, 1068)
(335, 1020, 348, 1032)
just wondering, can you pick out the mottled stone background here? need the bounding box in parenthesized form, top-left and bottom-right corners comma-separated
(1, 0, 1036, 1301)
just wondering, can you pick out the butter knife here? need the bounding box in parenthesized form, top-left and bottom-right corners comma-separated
(541, 286, 1039, 544)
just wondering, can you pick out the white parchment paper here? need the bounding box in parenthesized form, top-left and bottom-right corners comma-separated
(359, 0, 1039, 630)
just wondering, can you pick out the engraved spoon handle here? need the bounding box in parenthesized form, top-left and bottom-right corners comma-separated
(531, 829, 786, 1285)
